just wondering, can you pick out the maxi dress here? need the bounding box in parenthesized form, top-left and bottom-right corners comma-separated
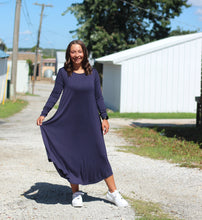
(40, 67, 113, 185)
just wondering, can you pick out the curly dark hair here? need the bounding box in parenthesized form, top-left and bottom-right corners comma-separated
(64, 40, 92, 76)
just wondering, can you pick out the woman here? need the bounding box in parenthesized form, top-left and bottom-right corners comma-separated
(37, 40, 128, 208)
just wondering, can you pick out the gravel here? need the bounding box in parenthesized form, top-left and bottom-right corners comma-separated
(0, 82, 201, 220)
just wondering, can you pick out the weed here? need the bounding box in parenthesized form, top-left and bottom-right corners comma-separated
(117, 126, 202, 169)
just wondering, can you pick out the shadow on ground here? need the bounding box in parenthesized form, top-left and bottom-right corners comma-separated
(131, 122, 195, 128)
(22, 182, 110, 205)
(131, 122, 202, 148)
(0, 120, 6, 125)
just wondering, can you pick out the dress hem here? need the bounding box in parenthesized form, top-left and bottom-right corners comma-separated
(51, 158, 113, 185)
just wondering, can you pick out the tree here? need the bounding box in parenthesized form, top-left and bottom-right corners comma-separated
(26, 59, 34, 76)
(0, 39, 7, 51)
(31, 45, 42, 53)
(169, 26, 197, 36)
(64, 0, 190, 58)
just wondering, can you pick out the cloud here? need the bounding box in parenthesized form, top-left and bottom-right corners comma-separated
(188, 0, 202, 7)
(188, 0, 202, 21)
(20, 30, 32, 35)
(196, 8, 202, 15)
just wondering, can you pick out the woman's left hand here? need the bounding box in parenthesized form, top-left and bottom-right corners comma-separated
(102, 119, 109, 135)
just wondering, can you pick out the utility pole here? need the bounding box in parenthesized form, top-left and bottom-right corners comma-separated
(32, 2, 53, 94)
(10, 0, 21, 100)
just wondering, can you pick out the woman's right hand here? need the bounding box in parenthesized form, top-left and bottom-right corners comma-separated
(37, 116, 45, 126)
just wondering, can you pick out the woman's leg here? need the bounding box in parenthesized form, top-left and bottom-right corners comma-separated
(71, 183, 79, 193)
(105, 175, 129, 207)
(104, 175, 117, 193)
(71, 183, 83, 207)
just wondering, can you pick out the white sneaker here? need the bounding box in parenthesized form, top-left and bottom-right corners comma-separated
(72, 192, 83, 207)
(106, 190, 129, 207)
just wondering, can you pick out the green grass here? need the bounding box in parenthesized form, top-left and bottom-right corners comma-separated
(25, 92, 39, 96)
(0, 99, 28, 118)
(117, 126, 202, 169)
(127, 195, 175, 220)
(108, 112, 196, 119)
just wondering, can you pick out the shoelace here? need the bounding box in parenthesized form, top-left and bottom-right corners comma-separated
(73, 192, 84, 199)
(114, 191, 124, 200)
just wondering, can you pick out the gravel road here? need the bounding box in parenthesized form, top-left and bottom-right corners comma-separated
(0, 82, 201, 220)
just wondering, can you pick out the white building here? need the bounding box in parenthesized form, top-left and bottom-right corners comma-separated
(96, 33, 202, 113)
(7, 60, 29, 93)
(0, 50, 9, 103)
(56, 51, 65, 73)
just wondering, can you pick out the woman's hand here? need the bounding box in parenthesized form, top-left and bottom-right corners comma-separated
(37, 116, 45, 126)
(102, 119, 109, 135)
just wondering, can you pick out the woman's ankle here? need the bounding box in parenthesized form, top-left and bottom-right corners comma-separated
(70, 183, 79, 193)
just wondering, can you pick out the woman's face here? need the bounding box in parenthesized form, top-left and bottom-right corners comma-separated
(70, 44, 84, 66)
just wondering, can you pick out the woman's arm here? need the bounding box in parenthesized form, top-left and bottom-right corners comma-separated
(40, 69, 64, 117)
(94, 69, 108, 119)
(94, 69, 109, 134)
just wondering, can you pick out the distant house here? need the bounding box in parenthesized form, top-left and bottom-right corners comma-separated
(0, 50, 9, 103)
(41, 58, 56, 78)
(7, 52, 34, 93)
(96, 33, 202, 113)
(8, 51, 42, 79)
(56, 51, 65, 73)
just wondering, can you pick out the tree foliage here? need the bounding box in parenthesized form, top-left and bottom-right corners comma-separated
(64, 0, 190, 58)
(0, 39, 7, 51)
(169, 26, 197, 36)
(26, 59, 33, 76)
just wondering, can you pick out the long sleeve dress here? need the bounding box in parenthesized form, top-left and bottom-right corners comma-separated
(40, 67, 113, 185)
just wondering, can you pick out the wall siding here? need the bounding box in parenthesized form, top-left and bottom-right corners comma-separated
(0, 59, 8, 103)
(7, 60, 29, 93)
(120, 39, 201, 113)
(103, 64, 121, 111)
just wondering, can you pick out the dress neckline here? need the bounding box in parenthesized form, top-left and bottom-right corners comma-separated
(73, 72, 85, 75)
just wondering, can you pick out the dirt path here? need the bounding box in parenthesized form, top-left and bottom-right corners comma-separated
(0, 82, 201, 220)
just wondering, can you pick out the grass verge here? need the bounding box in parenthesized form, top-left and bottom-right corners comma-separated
(127, 196, 175, 220)
(117, 126, 202, 169)
(108, 112, 196, 119)
(25, 92, 39, 96)
(0, 99, 28, 118)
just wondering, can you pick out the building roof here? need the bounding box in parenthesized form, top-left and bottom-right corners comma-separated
(7, 51, 42, 63)
(0, 50, 9, 58)
(42, 58, 56, 63)
(96, 32, 202, 64)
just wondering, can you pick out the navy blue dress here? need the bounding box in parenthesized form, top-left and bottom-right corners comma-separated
(40, 67, 113, 185)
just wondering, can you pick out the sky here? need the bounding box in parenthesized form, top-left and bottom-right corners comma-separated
(0, 0, 202, 50)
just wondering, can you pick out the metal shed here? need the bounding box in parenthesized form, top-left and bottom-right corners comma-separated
(96, 33, 202, 113)
(7, 60, 29, 94)
(0, 50, 9, 103)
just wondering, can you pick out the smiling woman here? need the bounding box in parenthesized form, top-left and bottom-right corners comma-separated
(36, 40, 129, 208)
(70, 44, 84, 67)
(64, 40, 92, 76)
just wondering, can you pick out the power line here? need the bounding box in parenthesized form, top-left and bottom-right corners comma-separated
(21, 4, 35, 44)
(23, 0, 32, 25)
(32, 2, 53, 94)
(0, 1, 9, 4)
(120, 0, 201, 31)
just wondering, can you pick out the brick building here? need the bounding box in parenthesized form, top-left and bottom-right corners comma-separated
(8, 51, 42, 79)
(41, 58, 56, 78)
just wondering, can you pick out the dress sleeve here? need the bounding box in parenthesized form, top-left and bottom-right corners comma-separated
(94, 69, 108, 119)
(40, 69, 64, 117)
